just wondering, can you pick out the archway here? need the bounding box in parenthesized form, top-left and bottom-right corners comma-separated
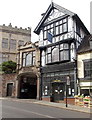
(17, 72, 37, 99)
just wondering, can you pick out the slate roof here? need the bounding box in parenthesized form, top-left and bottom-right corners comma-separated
(34, 2, 90, 35)
(77, 35, 92, 54)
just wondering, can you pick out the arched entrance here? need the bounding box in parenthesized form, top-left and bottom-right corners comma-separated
(17, 72, 37, 99)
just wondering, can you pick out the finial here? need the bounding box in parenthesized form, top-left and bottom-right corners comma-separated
(9, 23, 12, 27)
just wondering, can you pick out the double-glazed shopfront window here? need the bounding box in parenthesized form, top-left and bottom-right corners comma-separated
(22, 51, 35, 67)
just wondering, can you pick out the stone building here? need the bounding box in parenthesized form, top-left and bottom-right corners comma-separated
(0, 23, 31, 63)
(1, 41, 40, 99)
(16, 41, 40, 99)
(34, 2, 90, 102)
(77, 35, 92, 96)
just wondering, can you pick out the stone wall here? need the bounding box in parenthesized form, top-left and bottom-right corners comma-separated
(1, 73, 17, 97)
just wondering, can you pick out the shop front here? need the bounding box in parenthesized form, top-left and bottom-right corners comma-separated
(41, 63, 77, 103)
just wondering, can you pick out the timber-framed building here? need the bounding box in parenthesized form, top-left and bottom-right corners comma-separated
(34, 2, 90, 102)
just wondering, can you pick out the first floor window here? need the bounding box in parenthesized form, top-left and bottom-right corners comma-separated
(22, 51, 35, 67)
(52, 46, 59, 62)
(10, 39, 16, 49)
(2, 38, 8, 49)
(84, 60, 92, 78)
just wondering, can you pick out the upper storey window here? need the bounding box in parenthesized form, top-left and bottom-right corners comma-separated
(22, 51, 36, 67)
(44, 43, 69, 65)
(43, 17, 68, 40)
(2, 38, 8, 48)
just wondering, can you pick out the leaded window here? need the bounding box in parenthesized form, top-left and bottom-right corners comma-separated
(42, 43, 69, 64)
(46, 47, 51, 63)
(60, 44, 69, 61)
(22, 51, 36, 67)
(52, 46, 59, 62)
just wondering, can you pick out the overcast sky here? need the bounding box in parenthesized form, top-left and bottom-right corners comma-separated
(0, 0, 91, 42)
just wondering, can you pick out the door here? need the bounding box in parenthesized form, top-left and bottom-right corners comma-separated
(7, 83, 13, 96)
(52, 83, 64, 102)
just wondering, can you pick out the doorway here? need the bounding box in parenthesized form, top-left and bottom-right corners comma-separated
(52, 82, 64, 102)
(19, 75, 37, 99)
(7, 83, 13, 97)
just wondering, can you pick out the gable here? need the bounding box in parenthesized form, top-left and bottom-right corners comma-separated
(34, 2, 75, 35)
(34, 2, 90, 35)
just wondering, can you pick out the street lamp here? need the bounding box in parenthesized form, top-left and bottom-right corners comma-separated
(66, 75, 71, 107)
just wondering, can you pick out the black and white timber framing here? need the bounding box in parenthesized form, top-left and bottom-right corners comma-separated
(34, 2, 90, 101)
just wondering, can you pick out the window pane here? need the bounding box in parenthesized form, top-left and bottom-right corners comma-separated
(56, 26, 59, 35)
(64, 50, 69, 60)
(10, 39, 16, 49)
(26, 53, 32, 66)
(60, 25, 62, 33)
(60, 51, 64, 61)
(47, 47, 51, 53)
(2, 38, 8, 48)
(47, 54, 51, 63)
(63, 23, 67, 32)
(60, 44, 63, 50)
(60, 50, 69, 61)
(52, 47, 59, 62)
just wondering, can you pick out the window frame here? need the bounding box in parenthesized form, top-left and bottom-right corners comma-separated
(22, 51, 36, 67)
(84, 60, 92, 78)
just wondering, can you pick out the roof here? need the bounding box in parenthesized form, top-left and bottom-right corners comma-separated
(34, 2, 90, 35)
(77, 35, 92, 54)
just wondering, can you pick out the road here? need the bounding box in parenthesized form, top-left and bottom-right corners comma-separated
(1, 99, 91, 120)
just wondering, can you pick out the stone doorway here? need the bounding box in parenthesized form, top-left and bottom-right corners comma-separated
(18, 73, 37, 99)
(6, 83, 13, 97)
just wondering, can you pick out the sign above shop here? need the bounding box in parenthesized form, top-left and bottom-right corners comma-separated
(52, 80, 61, 83)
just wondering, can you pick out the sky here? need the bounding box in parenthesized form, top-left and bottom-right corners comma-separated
(0, 0, 91, 42)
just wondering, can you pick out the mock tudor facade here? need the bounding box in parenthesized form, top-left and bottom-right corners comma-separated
(34, 2, 90, 102)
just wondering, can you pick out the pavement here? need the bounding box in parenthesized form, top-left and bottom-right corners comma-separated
(0, 97, 92, 114)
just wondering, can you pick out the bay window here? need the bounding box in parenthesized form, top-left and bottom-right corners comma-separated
(44, 43, 69, 64)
